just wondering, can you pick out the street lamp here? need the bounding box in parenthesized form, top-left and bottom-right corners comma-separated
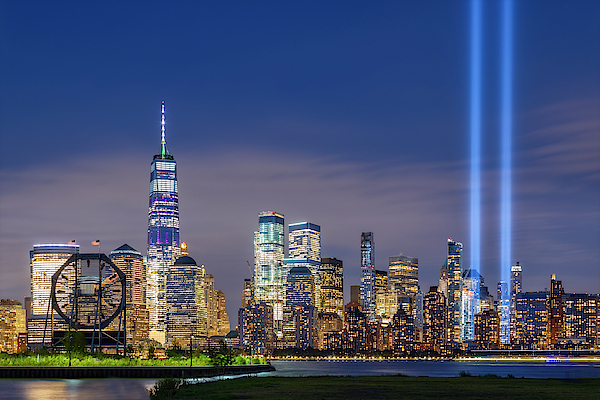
(190, 335, 194, 367)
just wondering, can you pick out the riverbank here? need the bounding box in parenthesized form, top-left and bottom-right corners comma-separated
(0, 364, 275, 379)
(163, 375, 600, 400)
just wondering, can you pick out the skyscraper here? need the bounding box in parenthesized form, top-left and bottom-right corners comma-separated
(497, 280, 510, 344)
(422, 287, 447, 354)
(548, 274, 564, 347)
(286, 222, 321, 312)
(110, 244, 148, 347)
(318, 258, 344, 318)
(166, 256, 198, 347)
(147, 101, 181, 344)
(253, 211, 285, 336)
(446, 238, 463, 343)
(510, 262, 522, 342)
(360, 232, 375, 319)
(388, 254, 419, 300)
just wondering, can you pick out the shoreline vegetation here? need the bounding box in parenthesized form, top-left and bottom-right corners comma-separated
(149, 375, 600, 400)
(0, 352, 265, 367)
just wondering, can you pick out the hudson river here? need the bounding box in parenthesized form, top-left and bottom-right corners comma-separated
(2, 360, 599, 400)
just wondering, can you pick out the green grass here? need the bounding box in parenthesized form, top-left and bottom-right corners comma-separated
(167, 375, 600, 400)
(0, 353, 263, 367)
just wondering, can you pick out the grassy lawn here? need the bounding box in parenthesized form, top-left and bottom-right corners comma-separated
(168, 375, 600, 400)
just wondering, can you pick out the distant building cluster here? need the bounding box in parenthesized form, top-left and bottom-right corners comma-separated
(239, 228, 600, 356)
(2, 102, 230, 354)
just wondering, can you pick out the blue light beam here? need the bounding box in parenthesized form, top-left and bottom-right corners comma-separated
(469, 0, 483, 339)
(500, 0, 513, 345)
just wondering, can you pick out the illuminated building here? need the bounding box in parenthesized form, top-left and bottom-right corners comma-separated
(166, 256, 198, 348)
(414, 288, 423, 343)
(360, 232, 375, 319)
(317, 312, 343, 351)
(515, 291, 548, 349)
(288, 221, 321, 311)
(283, 266, 315, 348)
(422, 287, 446, 354)
(548, 274, 564, 348)
(474, 310, 500, 349)
(446, 239, 463, 343)
(510, 262, 522, 342)
(0, 300, 27, 353)
(109, 244, 148, 347)
(29, 244, 79, 348)
(288, 222, 321, 263)
(563, 293, 598, 348)
(241, 278, 253, 307)
(30, 244, 79, 315)
(216, 290, 230, 336)
(497, 280, 510, 344)
(388, 254, 419, 321)
(344, 301, 367, 353)
(253, 211, 285, 337)
(319, 258, 343, 318)
(238, 302, 274, 355)
(461, 269, 482, 341)
(373, 270, 389, 318)
(391, 307, 414, 354)
(147, 101, 181, 344)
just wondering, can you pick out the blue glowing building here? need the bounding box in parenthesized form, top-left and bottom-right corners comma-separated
(147, 101, 181, 344)
(360, 232, 375, 320)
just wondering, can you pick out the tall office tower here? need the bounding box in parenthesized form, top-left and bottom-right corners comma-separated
(0, 300, 27, 353)
(374, 270, 388, 318)
(414, 288, 424, 343)
(497, 281, 510, 344)
(166, 256, 198, 347)
(216, 290, 230, 336)
(474, 310, 500, 350)
(510, 262, 522, 342)
(446, 238, 463, 343)
(254, 211, 285, 336)
(388, 254, 419, 300)
(147, 101, 181, 344)
(241, 279, 253, 308)
(548, 274, 564, 348)
(391, 307, 415, 354)
(319, 258, 344, 318)
(288, 222, 321, 262)
(515, 291, 549, 349)
(287, 222, 321, 309)
(350, 286, 361, 304)
(110, 244, 149, 347)
(360, 232, 375, 319)
(422, 287, 447, 354)
(461, 269, 482, 341)
(563, 293, 598, 347)
(283, 266, 315, 347)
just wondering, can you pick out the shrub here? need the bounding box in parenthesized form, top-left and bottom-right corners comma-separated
(148, 378, 183, 399)
(459, 370, 472, 377)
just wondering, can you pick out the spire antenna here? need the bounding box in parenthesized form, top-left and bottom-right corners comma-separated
(160, 101, 169, 157)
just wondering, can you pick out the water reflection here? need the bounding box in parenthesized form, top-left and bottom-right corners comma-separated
(3, 378, 155, 400)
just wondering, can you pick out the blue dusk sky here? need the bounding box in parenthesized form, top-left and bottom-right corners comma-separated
(0, 0, 599, 322)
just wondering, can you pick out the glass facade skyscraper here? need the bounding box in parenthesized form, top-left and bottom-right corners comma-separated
(253, 211, 285, 336)
(446, 238, 463, 343)
(360, 232, 375, 319)
(147, 101, 181, 344)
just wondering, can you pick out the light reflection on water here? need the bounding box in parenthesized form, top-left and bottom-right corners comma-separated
(2, 378, 156, 400)
(2, 361, 599, 399)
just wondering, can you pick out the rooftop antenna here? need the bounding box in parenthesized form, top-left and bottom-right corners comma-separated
(161, 101, 169, 158)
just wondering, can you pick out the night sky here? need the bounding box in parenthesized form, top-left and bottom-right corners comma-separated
(1, 0, 599, 324)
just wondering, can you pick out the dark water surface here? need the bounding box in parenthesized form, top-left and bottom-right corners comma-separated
(1, 360, 599, 399)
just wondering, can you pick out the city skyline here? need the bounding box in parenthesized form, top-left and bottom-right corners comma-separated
(1, 0, 599, 324)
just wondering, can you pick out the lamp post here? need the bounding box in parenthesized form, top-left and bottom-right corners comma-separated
(190, 335, 194, 367)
